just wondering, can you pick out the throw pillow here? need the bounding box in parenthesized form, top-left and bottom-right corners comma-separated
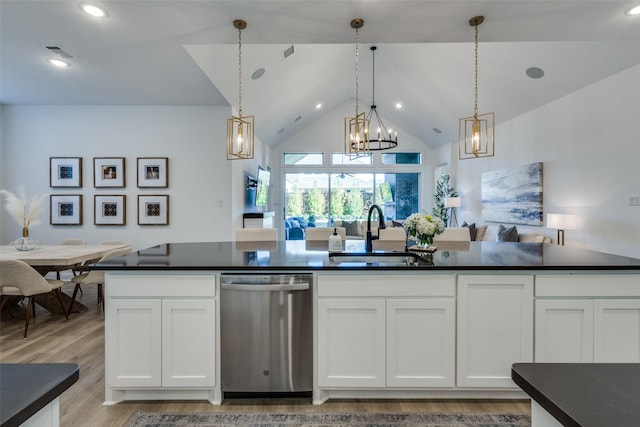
(392, 220, 404, 228)
(461, 221, 477, 241)
(497, 224, 519, 242)
(342, 220, 360, 236)
(475, 225, 488, 241)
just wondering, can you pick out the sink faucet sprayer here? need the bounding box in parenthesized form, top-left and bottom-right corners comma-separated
(365, 204, 386, 252)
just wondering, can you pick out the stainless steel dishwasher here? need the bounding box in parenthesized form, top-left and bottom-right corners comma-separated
(220, 274, 312, 393)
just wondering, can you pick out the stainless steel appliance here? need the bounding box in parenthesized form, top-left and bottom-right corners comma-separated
(220, 274, 312, 393)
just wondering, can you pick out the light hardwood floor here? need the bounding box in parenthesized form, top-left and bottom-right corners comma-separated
(0, 282, 530, 427)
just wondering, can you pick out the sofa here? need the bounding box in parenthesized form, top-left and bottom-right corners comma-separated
(285, 216, 310, 240)
(460, 222, 552, 243)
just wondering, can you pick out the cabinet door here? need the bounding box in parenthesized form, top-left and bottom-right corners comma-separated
(106, 299, 162, 387)
(535, 299, 594, 362)
(594, 299, 640, 362)
(387, 298, 455, 387)
(317, 299, 386, 388)
(162, 299, 216, 387)
(457, 275, 534, 388)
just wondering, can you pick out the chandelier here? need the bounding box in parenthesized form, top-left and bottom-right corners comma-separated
(458, 16, 495, 160)
(226, 19, 254, 160)
(344, 18, 369, 158)
(366, 46, 397, 151)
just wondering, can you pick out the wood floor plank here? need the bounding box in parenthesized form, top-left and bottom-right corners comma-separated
(1, 282, 530, 426)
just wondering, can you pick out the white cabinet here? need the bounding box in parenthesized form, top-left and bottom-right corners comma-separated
(317, 298, 386, 388)
(316, 274, 456, 389)
(457, 275, 534, 388)
(387, 298, 455, 388)
(535, 274, 640, 363)
(104, 273, 218, 404)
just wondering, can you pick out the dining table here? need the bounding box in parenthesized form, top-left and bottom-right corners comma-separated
(0, 244, 129, 314)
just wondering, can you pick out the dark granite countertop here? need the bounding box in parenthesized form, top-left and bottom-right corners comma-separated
(512, 363, 640, 427)
(0, 363, 79, 427)
(93, 240, 640, 272)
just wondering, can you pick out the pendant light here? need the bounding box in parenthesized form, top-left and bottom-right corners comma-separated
(344, 18, 369, 158)
(226, 19, 254, 160)
(366, 46, 398, 151)
(458, 16, 495, 160)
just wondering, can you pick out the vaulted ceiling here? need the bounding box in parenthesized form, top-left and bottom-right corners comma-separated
(1, 1, 639, 148)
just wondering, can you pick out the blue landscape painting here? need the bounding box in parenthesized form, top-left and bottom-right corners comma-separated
(481, 162, 543, 225)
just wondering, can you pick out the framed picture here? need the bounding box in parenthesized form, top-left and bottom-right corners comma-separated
(138, 195, 169, 225)
(50, 157, 82, 188)
(94, 157, 126, 188)
(50, 194, 83, 225)
(94, 195, 126, 225)
(137, 157, 168, 188)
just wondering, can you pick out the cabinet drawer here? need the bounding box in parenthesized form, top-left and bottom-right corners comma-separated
(536, 274, 640, 297)
(317, 274, 455, 297)
(106, 274, 216, 298)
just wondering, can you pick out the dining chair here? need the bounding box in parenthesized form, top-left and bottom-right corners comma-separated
(49, 238, 88, 280)
(235, 228, 277, 242)
(433, 227, 471, 242)
(100, 240, 129, 245)
(304, 227, 346, 241)
(0, 259, 69, 339)
(66, 246, 132, 316)
(373, 227, 407, 251)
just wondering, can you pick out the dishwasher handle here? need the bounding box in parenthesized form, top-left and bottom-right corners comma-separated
(221, 282, 309, 292)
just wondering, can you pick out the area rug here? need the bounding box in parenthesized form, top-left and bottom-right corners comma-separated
(125, 411, 531, 427)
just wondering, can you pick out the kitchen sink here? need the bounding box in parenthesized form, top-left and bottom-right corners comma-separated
(328, 251, 433, 267)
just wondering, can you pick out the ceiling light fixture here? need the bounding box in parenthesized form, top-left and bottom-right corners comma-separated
(626, 4, 640, 15)
(80, 3, 107, 17)
(458, 16, 495, 160)
(365, 46, 398, 151)
(226, 19, 254, 160)
(48, 58, 70, 68)
(344, 18, 369, 158)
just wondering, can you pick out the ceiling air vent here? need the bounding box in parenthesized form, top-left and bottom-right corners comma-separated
(282, 45, 294, 60)
(45, 45, 75, 59)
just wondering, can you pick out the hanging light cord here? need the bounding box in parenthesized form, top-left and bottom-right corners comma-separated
(354, 26, 360, 117)
(237, 25, 243, 117)
(371, 46, 376, 106)
(473, 22, 479, 119)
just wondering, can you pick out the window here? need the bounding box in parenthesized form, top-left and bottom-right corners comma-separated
(283, 152, 323, 165)
(331, 153, 372, 165)
(381, 152, 422, 165)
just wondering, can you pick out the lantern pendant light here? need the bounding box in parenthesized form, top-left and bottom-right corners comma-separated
(458, 16, 495, 160)
(227, 19, 254, 160)
(344, 18, 370, 158)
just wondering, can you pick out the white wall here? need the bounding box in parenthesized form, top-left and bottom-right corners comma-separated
(453, 64, 640, 258)
(272, 100, 437, 235)
(0, 105, 256, 251)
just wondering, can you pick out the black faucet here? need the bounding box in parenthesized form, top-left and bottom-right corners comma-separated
(365, 204, 386, 252)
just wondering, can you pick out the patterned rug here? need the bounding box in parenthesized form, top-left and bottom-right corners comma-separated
(125, 411, 531, 427)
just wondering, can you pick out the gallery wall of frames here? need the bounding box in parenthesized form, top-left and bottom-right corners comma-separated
(49, 157, 169, 226)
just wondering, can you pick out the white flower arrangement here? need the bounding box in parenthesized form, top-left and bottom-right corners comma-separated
(403, 212, 446, 245)
(0, 186, 46, 231)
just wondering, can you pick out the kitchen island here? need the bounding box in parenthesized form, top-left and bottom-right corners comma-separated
(95, 240, 640, 406)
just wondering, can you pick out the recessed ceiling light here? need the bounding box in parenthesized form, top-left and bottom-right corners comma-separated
(626, 4, 640, 15)
(395, 103, 403, 109)
(80, 3, 107, 17)
(315, 103, 322, 110)
(48, 58, 70, 68)
(526, 67, 545, 79)
(251, 68, 265, 80)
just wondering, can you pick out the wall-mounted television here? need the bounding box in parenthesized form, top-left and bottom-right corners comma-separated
(255, 166, 271, 207)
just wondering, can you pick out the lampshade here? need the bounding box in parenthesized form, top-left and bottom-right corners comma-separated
(547, 214, 577, 230)
(445, 197, 461, 208)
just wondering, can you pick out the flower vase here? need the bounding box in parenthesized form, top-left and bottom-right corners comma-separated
(14, 226, 36, 251)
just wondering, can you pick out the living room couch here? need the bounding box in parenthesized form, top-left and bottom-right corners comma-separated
(461, 222, 552, 243)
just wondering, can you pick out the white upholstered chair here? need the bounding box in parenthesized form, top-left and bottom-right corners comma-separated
(373, 227, 407, 251)
(235, 228, 278, 242)
(305, 227, 346, 241)
(50, 238, 87, 279)
(0, 259, 69, 338)
(433, 227, 471, 242)
(67, 246, 132, 316)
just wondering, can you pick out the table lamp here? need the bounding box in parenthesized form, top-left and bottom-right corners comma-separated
(444, 197, 461, 227)
(547, 213, 577, 245)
